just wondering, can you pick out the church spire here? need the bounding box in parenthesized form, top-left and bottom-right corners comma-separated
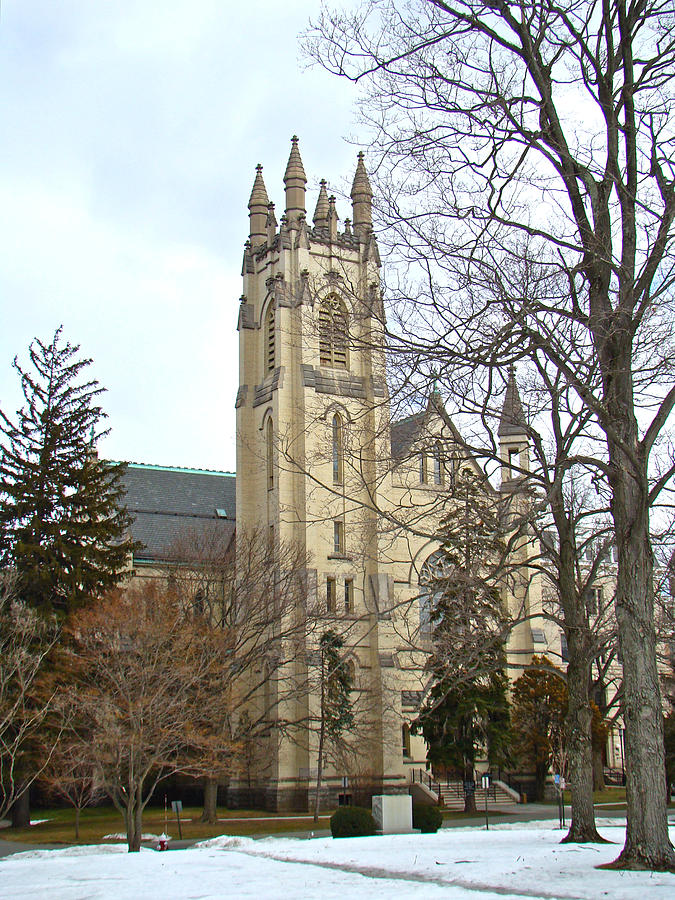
(248, 164, 269, 247)
(283, 135, 307, 224)
(313, 179, 329, 228)
(351, 151, 372, 237)
(498, 366, 527, 437)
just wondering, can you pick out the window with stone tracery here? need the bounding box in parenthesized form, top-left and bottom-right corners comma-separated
(418, 549, 454, 636)
(318, 295, 348, 368)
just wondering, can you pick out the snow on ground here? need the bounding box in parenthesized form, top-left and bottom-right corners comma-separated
(2, 821, 675, 900)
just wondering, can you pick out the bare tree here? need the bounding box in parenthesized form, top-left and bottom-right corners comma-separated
(39, 731, 104, 840)
(0, 570, 60, 822)
(308, 0, 675, 868)
(60, 582, 236, 852)
(166, 525, 323, 821)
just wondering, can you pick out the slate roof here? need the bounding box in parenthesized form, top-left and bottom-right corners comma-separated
(390, 411, 427, 461)
(498, 369, 527, 437)
(119, 463, 236, 562)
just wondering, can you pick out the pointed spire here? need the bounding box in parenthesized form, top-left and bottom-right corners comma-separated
(313, 179, 329, 227)
(498, 366, 527, 436)
(283, 135, 307, 224)
(328, 195, 339, 241)
(248, 164, 269, 247)
(266, 202, 277, 244)
(351, 151, 373, 237)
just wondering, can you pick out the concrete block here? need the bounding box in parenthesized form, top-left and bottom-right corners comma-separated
(372, 793, 414, 834)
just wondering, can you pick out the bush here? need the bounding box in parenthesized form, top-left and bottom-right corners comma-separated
(412, 804, 443, 833)
(330, 806, 377, 838)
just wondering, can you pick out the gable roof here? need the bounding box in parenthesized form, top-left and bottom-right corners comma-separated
(119, 463, 236, 563)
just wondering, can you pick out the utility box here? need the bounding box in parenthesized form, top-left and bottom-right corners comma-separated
(371, 794, 414, 834)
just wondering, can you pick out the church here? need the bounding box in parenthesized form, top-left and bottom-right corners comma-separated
(120, 137, 560, 811)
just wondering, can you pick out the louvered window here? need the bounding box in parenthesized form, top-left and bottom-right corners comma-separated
(265, 303, 275, 373)
(319, 296, 348, 368)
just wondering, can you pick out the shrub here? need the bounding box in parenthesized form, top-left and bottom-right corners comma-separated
(412, 804, 443, 833)
(330, 806, 377, 838)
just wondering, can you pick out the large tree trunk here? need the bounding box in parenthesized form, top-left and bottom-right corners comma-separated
(126, 785, 144, 853)
(550, 483, 602, 842)
(463, 764, 476, 814)
(314, 717, 325, 824)
(535, 762, 547, 801)
(592, 747, 606, 792)
(10, 785, 30, 828)
(562, 634, 604, 843)
(200, 776, 218, 824)
(74, 806, 81, 841)
(606, 437, 674, 869)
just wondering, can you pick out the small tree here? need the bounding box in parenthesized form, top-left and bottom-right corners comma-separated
(0, 327, 137, 615)
(0, 571, 60, 822)
(313, 629, 354, 823)
(39, 734, 104, 840)
(512, 657, 568, 801)
(167, 525, 316, 823)
(61, 582, 236, 852)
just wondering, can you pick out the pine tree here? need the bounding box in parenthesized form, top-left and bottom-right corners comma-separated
(414, 467, 512, 811)
(0, 328, 136, 614)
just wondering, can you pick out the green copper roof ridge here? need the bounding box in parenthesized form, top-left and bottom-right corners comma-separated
(115, 461, 235, 477)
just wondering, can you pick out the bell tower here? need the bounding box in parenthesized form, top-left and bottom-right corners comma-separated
(235, 138, 405, 810)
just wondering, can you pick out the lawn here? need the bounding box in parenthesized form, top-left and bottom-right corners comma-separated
(1, 805, 331, 846)
(563, 787, 627, 807)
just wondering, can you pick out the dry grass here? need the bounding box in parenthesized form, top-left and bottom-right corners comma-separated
(1, 806, 332, 846)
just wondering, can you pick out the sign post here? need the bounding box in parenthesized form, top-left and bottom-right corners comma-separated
(481, 773, 491, 830)
(554, 775, 565, 829)
(171, 800, 183, 840)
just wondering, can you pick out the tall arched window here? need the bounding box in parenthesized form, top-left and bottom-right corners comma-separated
(433, 441, 443, 485)
(332, 413, 343, 483)
(419, 452, 427, 484)
(318, 295, 348, 368)
(265, 303, 275, 373)
(266, 418, 274, 490)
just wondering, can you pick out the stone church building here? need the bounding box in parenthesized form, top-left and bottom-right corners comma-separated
(121, 138, 560, 811)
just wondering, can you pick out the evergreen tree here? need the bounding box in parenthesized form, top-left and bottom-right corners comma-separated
(414, 668, 511, 811)
(313, 629, 354, 822)
(0, 328, 136, 614)
(414, 467, 512, 812)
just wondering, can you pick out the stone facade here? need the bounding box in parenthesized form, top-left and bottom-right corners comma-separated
(230, 138, 555, 811)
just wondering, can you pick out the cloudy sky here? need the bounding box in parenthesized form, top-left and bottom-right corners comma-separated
(0, 1, 362, 473)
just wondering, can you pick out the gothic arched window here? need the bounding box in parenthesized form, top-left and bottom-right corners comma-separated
(433, 442, 443, 485)
(318, 295, 348, 368)
(418, 549, 453, 636)
(266, 418, 274, 491)
(265, 302, 275, 374)
(332, 413, 343, 483)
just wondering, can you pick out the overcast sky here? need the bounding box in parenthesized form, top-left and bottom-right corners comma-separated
(0, 1, 363, 473)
